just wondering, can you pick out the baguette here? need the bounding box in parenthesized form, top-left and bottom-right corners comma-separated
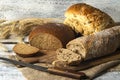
(57, 26, 120, 65)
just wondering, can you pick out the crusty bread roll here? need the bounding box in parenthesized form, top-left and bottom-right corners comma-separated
(13, 43, 40, 57)
(29, 23, 75, 50)
(56, 25, 120, 65)
(64, 3, 115, 35)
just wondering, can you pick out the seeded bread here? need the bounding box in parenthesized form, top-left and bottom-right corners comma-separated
(29, 23, 75, 50)
(13, 43, 40, 57)
(64, 3, 114, 35)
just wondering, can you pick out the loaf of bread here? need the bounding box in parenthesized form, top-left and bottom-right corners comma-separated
(29, 23, 75, 50)
(56, 26, 120, 65)
(13, 43, 40, 57)
(64, 3, 115, 35)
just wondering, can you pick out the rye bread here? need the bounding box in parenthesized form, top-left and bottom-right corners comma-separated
(29, 23, 75, 50)
(13, 43, 40, 57)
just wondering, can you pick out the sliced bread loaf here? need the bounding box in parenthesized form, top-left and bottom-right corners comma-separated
(29, 23, 75, 50)
(13, 43, 40, 57)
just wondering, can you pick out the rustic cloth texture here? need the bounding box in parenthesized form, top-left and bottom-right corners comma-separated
(18, 60, 120, 80)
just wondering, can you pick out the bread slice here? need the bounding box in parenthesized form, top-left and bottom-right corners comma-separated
(29, 23, 75, 50)
(13, 43, 40, 57)
(56, 48, 82, 65)
(30, 33, 62, 50)
(64, 3, 114, 36)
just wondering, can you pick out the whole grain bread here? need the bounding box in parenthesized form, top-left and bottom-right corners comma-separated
(64, 3, 114, 36)
(29, 23, 75, 50)
(13, 43, 40, 57)
(56, 26, 120, 65)
(56, 48, 82, 65)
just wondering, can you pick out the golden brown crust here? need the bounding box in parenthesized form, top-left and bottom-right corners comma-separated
(65, 3, 95, 16)
(64, 3, 115, 35)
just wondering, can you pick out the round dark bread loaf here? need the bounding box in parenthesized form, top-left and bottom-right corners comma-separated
(29, 23, 75, 50)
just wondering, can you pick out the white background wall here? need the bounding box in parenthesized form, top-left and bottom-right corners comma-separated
(0, 0, 120, 22)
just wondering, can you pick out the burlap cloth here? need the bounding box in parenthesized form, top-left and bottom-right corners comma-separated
(15, 51, 120, 80)
(7, 50, 120, 80)
(9, 45, 120, 80)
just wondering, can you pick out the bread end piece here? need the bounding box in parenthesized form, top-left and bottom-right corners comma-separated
(56, 48, 82, 65)
(13, 43, 40, 57)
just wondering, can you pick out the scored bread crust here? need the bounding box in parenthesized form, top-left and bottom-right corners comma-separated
(64, 3, 115, 35)
(29, 23, 75, 50)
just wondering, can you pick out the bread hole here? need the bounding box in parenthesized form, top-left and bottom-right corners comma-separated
(72, 49, 79, 53)
(84, 23, 86, 25)
(79, 54, 84, 61)
(109, 21, 113, 24)
(84, 21, 92, 25)
(75, 44, 79, 46)
(73, 14, 77, 17)
(58, 49, 63, 53)
(63, 56, 66, 60)
(88, 21, 92, 24)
